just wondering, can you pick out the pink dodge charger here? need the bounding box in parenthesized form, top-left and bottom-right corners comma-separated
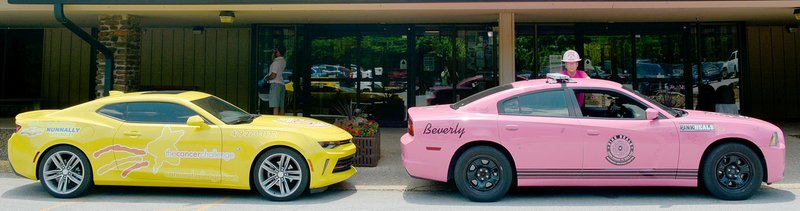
(402, 74, 785, 202)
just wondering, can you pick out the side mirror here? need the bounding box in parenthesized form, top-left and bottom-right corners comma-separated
(186, 115, 208, 128)
(645, 108, 659, 120)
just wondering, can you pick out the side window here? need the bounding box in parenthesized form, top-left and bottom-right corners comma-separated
(576, 89, 648, 119)
(97, 103, 126, 120)
(126, 102, 199, 124)
(499, 90, 570, 117)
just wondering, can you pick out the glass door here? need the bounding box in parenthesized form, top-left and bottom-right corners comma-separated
(582, 34, 633, 87)
(306, 34, 359, 119)
(415, 26, 498, 106)
(580, 24, 690, 109)
(302, 25, 411, 125)
(691, 24, 742, 113)
(633, 25, 689, 108)
(256, 26, 302, 115)
(358, 33, 408, 126)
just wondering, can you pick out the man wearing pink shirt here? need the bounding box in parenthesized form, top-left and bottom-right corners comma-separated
(560, 50, 590, 106)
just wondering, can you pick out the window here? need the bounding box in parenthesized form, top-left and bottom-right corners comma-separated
(97, 103, 126, 120)
(192, 96, 249, 124)
(575, 89, 649, 119)
(499, 90, 570, 117)
(126, 102, 199, 124)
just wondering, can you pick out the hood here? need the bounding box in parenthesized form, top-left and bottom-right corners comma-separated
(680, 110, 780, 131)
(246, 115, 351, 140)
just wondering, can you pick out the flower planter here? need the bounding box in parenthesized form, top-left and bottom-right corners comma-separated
(352, 130, 380, 167)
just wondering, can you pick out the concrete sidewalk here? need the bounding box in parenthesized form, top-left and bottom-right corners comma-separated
(1, 122, 799, 192)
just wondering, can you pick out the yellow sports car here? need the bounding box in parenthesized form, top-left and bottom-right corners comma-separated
(7, 91, 356, 201)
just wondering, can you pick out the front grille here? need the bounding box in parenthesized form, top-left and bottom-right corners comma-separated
(332, 155, 354, 173)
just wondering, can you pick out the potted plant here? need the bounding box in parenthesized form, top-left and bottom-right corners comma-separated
(333, 102, 380, 167)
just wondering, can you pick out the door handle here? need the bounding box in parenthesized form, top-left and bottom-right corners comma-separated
(587, 130, 600, 136)
(123, 131, 142, 137)
(504, 125, 519, 131)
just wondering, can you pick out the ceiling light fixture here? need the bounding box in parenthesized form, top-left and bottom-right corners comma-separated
(219, 11, 235, 24)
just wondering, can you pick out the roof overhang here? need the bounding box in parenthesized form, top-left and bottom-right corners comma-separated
(2, 1, 799, 27)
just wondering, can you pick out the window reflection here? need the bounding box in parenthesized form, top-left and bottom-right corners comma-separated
(416, 28, 498, 107)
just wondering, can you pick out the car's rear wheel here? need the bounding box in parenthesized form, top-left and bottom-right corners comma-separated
(252, 147, 309, 201)
(38, 146, 93, 198)
(701, 143, 763, 200)
(454, 146, 513, 202)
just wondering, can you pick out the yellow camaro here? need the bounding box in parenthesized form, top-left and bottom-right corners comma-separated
(7, 91, 356, 201)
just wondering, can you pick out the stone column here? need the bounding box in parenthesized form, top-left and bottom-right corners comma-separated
(498, 12, 516, 85)
(96, 14, 141, 97)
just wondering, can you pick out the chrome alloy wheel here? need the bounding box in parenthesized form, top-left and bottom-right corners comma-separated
(257, 153, 303, 198)
(42, 151, 85, 195)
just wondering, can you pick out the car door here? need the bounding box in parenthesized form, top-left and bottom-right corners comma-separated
(109, 102, 222, 183)
(497, 89, 585, 179)
(572, 88, 680, 179)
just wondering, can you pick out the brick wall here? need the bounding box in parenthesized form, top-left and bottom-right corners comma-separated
(97, 15, 142, 97)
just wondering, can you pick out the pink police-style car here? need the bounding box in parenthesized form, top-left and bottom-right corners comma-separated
(402, 73, 785, 202)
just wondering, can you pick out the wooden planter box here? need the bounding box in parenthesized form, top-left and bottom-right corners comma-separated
(352, 130, 380, 167)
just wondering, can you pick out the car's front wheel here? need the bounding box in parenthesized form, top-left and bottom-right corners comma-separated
(701, 143, 763, 200)
(721, 68, 730, 80)
(454, 146, 513, 202)
(38, 146, 93, 198)
(252, 147, 310, 201)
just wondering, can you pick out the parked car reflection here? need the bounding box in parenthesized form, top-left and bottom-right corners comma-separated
(310, 64, 352, 79)
(285, 82, 398, 105)
(427, 74, 526, 105)
(722, 50, 739, 79)
(661, 62, 726, 82)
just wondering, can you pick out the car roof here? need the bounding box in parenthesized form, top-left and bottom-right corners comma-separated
(98, 90, 213, 103)
(510, 78, 623, 90)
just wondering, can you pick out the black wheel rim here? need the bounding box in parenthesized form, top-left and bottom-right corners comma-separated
(465, 156, 501, 191)
(715, 152, 753, 190)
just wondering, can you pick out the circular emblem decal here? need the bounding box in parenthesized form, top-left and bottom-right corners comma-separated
(606, 134, 635, 166)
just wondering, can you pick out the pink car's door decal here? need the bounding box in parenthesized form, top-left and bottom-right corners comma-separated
(606, 134, 635, 166)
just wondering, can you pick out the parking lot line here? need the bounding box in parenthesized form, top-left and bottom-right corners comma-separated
(158, 196, 230, 211)
(40, 201, 81, 211)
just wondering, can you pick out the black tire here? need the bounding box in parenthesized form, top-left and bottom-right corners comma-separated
(701, 143, 763, 200)
(721, 68, 729, 80)
(453, 146, 513, 202)
(252, 147, 310, 201)
(38, 145, 93, 198)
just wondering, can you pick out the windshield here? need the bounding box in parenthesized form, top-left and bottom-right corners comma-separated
(192, 96, 252, 124)
(623, 87, 681, 117)
(451, 84, 513, 110)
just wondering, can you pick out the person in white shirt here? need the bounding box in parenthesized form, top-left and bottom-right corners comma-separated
(267, 46, 286, 115)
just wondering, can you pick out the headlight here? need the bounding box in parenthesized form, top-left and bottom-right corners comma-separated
(769, 132, 780, 147)
(319, 139, 351, 149)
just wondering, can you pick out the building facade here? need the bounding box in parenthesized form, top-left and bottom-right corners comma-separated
(1, 0, 799, 124)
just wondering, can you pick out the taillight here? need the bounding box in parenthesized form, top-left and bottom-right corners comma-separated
(408, 117, 414, 136)
(15, 124, 21, 133)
